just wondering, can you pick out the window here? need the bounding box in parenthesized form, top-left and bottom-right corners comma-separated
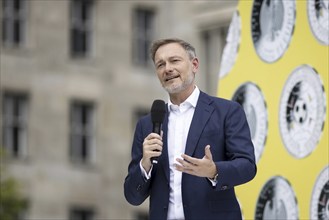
(135, 211, 148, 220)
(132, 8, 155, 66)
(69, 207, 94, 220)
(1, 0, 27, 47)
(70, 101, 95, 164)
(201, 27, 228, 95)
(70, 0, 93, 58)
(2, 92, 28, 158)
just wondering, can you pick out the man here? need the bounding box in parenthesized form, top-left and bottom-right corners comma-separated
(124, 38, 256, 220)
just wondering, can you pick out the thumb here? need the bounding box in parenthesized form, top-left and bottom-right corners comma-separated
(204, 145, 213, 161)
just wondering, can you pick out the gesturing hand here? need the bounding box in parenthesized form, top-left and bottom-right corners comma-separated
(141, 132, 163, 173)
(174, 145, 217, 179)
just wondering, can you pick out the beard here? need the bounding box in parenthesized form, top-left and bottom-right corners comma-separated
(163, 72, 195, 94)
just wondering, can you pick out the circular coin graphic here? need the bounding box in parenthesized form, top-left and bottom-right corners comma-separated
(279, 65, 326, 158)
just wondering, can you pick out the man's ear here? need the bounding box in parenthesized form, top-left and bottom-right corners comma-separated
(192, 57, 199, 73)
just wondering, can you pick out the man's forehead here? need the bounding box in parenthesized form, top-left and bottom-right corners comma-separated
(155, 43, 186, 59)
(157, 42, 184, 51)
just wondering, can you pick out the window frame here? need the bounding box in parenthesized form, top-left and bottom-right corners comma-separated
(1, 0, 27, 47)
(132, 7, 155, 67)
(1, 91, 29, 158)
(69, 100, 96, 164)
(69, 206, 95, 220)
(69, 0, 94, 58)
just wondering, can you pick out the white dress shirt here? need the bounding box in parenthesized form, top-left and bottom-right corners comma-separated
(140, 87, 200, 220)
(166, 87, 199, 220)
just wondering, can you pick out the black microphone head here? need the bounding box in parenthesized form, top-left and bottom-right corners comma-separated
(151, 99, 166, 123)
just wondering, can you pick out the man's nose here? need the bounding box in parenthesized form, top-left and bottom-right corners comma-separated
(165, 63, 174, 72)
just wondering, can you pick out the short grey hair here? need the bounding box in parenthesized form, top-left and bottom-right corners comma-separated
(150, 38, 196, 62)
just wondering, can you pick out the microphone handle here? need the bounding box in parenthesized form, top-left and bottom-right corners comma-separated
(152, 122, 161, 135)
(151, 122, 161, 164)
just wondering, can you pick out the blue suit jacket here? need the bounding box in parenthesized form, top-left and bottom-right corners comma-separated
(124, 91, 257, 220)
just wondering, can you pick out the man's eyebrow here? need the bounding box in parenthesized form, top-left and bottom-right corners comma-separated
(155, 55, 183, 65)
(155, 59, 164, 65)
(169, 55, 182, 59)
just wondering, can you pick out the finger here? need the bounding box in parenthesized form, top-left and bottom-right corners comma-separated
(143, 138, 163, 149)
(174, 163, 184, 172)
(144, 145, 160, 153)
(146, 133, 162, 140)
(148, 146, 162, 153)
(143, 145, 162, 159)
(175, 158, 189, 167)
(176, 158, 196, 171)
(174, 163, 195, 173)
(204, 145, 213, 160)
(153, 132, 163, 139)
(146, 139, 163, 147)
(150, 150, 162, 157)
(181, 154, 199, 165)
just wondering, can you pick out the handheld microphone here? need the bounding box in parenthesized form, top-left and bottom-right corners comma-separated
(150, 99, 166, 164)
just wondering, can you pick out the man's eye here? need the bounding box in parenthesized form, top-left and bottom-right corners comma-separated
(172, 59, 182, 63)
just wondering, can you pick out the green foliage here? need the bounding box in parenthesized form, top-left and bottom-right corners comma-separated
(0, 149, 27, 220)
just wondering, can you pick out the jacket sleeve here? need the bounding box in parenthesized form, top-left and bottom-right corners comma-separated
(215, 101, 257, 191)
(124, 118, 152, 205)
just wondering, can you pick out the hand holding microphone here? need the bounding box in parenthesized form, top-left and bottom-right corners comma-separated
(141, 100, 166, 171)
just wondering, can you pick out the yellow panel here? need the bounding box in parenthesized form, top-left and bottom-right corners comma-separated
(218, 1, 328, 219)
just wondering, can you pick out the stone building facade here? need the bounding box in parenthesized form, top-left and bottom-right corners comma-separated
(0, 0, 236, 219)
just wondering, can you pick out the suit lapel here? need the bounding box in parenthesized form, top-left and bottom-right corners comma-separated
(159, 105, 170, 183)
(185, 92, 214, 156)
